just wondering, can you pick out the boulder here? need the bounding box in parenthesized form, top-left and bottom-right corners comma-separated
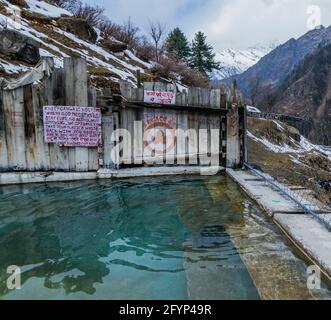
(57, 17, 98, 43)
(0, 28, 40, 64)
(7, 0, 28, 8)
(22, 10, 53, 23)
(99, 39, 127, 53)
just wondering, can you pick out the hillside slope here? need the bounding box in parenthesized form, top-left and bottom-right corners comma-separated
(225, 26, 331, 95)
(247, 118, 331, 208)
(266, 43, 331, 145)
(0, 0, 156, 91)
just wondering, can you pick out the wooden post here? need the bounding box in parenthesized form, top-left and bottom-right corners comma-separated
(0, 89, 8, 171)
(64, 57, 89, 172)
(226, 82, 241, 168)
(137, 70, 141, 88)
(243, 104, 248, 164)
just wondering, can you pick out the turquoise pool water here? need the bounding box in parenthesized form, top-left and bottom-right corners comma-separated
(0, 176, 330, 300)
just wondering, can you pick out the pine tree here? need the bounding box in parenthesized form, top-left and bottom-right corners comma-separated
(165, 27, 191, 61)
(190, 31, 220, 74)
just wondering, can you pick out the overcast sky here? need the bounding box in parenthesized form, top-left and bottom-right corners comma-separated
(86, 0, 331, 50)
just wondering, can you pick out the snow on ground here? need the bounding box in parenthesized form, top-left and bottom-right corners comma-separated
(124, 50, 153, 69)
(248, 126, 331, 162)
(0, 0, 201, 90)
(0, 0, 154, 85)
(25, 0, 72, 18)
(0, 58, 29, 74)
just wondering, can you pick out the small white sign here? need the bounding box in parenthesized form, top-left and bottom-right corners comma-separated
(144, 91, 176, 105)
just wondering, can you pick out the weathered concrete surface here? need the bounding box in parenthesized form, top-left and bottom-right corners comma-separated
(227, 168, 331, 281)
(0, 166, 225, 185)
(98, 166, 225, 179)
(0, 172, 97, 185)
(226, 169, 304, 216)
(274, 214, 331, 278)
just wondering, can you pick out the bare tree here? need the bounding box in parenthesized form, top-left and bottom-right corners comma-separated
(121, 17, 140, 48)
(149, 21, 166, 62)
(73, 3, 105, 27)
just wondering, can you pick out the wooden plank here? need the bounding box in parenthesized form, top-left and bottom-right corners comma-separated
(210, 89, 221, 109)
(46, 67, 69, 171)
(176, 111, 188, 165)
(112, 112, 120, 168)
(143, 107, 155, 165)
(23, 85, 37, 171)
(188, 87, 195, 106)
(88, 86, 99, 171)
(187, 112, 198, 165)
(0, 89, 8, 170)
(209, 113, 221, 166)
(164, 109, 177, 165)
(226, 105, 241, 168)
(102, 110, 114, 168)
(31, 84, 50, 171)
(133, 108, 143, 165)
(198, 113, 209, 166)
(120, 108, 131, 164)
(126, 108, 135, 165)
(3, 88, 26, 170)
(153, 109, 166, 165)
(64, 58, 89, 172)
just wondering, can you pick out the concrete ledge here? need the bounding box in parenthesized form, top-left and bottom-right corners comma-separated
(227, 168, 331, 281)
(0, 166, 226, 185)
(274, 214, 331, 278)
(226, 168, 303, 216)
(0, 172, 98, 185)
(98, 166, 225, 179)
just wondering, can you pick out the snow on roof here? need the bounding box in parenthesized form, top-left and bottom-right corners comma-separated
(25, 0, 72, 18)
(247, 105, 261, 113)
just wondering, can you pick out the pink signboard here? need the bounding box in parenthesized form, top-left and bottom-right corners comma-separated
(43, 106, 102, 147)
(144, 90, 176, 105)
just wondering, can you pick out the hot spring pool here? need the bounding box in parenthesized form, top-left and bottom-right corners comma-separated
(0, 175, 330, 300)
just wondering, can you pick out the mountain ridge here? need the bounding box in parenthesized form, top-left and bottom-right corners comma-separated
(263, 42, 331, 145)
(211, 44, 275, 80)
(224, 25, 331, 96)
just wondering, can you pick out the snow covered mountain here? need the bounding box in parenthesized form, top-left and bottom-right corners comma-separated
(211, 45, 277, 80)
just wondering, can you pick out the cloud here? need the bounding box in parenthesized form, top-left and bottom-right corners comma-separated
(87, 0, 331, 50)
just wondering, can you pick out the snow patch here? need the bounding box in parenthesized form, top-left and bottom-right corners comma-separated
(247, 105, 261, 113)
(25, 0, 72, 18)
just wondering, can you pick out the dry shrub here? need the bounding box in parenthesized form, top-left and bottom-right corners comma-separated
(152, 56, 209, 87)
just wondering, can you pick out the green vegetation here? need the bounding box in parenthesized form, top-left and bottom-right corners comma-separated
(165, 27, 191, 62)
(190, 31, 220, 74)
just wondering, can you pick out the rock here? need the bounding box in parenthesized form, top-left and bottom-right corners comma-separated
(22, 10, 53, 23)
(315, 178, 331, 192)
(0, 28, 40, 64)
(57, 17, 98, 43)
(7, 0, 28, 8)
(99, 39, 127, 53)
